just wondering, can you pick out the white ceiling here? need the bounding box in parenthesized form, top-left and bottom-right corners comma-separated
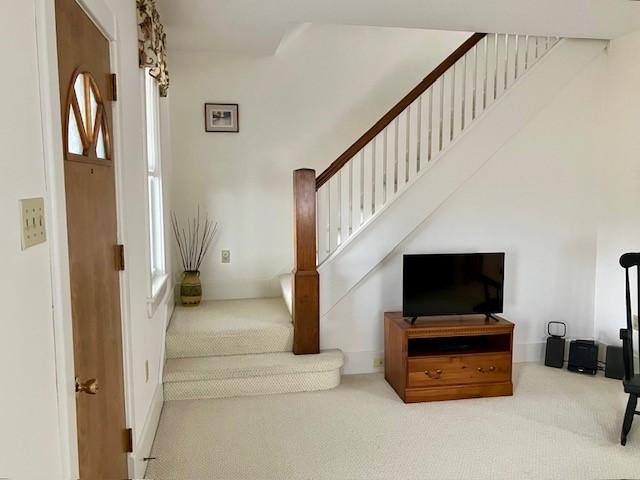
(157, 0, 640, 54)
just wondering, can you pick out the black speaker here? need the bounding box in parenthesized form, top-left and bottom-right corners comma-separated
(605, 345, 625, 380)
(544, 322, 566, 368)
(567, 340, 598, 375)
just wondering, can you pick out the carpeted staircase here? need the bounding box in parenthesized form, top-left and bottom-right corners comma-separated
(163, 294, 343, 401)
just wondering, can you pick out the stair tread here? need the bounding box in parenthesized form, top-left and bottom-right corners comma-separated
(168, 297, 292, 336)
(166, 298, 293, 358)
(164, 350, 344, 383)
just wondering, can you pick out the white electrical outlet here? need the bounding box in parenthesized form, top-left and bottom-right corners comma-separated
(373, 356, 384, 369)
(20, 197, 46, 250)
(221, 250, 231, 263)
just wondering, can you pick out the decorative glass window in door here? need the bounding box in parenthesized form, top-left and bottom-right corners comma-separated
(65, 72, 111, 161)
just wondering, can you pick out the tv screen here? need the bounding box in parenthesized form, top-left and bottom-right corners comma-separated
(402, 253, 504, 317)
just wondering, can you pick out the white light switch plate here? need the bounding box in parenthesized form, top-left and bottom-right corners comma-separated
(20, 197, 46, 250)
(221, 250, 231, 263)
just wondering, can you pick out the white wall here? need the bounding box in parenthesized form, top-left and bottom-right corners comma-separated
(322, 52, 606, 372)
(168, 25, 620, 373)
(593, 31, 640, 346)
(0, 1, 63, 477)
(1, 1, 172, 478)
(322, 31, 640, 373)
(168, 25, 470, 299)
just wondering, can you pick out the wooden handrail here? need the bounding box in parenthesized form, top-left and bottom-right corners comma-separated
(315, 32, 487, 190)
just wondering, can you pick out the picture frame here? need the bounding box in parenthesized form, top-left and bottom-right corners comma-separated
(204, 103, 239, 132)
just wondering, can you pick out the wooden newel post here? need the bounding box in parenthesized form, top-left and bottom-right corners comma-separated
(292, 169, 320, 354)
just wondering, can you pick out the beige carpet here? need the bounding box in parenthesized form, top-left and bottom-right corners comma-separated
(163, 350, 344, 401)
(166, 298, 293, 358)
(145, 363, 640, 480)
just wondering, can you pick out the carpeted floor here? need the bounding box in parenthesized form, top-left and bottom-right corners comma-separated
(145, 363, 640, 480)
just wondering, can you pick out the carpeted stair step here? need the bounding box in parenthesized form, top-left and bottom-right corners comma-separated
(163, 350, 344, 401)
(166, 298, 293, 359)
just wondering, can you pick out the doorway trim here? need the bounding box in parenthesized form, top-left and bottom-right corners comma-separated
(34, 0, 135, 477)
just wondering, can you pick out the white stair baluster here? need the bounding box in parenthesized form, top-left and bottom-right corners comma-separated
(348, 160, 353, 237)
(427, 87, 433, 162)
(416, 95, 423, 174)
(359, 149, 365, 225)
(314, 33, 562, 261)
(382, 128, 388, 205)
(449, 64, 456, 141)
(371, 139, 376, 215)
(336, 170, 342, 246)
(394, 116, 400, 193)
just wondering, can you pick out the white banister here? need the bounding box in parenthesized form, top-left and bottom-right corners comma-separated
(316, 34, 560, 264)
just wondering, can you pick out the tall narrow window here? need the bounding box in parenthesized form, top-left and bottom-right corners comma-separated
(145, 69, 166, 294)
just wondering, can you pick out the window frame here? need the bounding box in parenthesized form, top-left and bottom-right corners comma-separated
(143, 69, 167, 309)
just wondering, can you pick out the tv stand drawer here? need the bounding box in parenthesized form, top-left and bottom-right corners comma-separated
(407, 353, 510, 388)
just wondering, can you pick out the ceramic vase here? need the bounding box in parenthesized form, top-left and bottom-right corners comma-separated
(180, 270, 202, 306)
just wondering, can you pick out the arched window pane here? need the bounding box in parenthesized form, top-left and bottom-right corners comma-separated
(67, 72, 110, 161)
(90, 85, 98, 137)
(68, 109, 83, 154)
(73, 73, 87, 130)
(96, 124, 106, 159)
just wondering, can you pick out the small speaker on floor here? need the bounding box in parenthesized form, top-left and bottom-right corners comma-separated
(544, 321, 566, 368)
(567, 340, 598, 375)
(605, 345, 625, 380)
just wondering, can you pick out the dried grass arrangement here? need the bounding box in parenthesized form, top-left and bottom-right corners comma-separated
(170, 208, 217, 306)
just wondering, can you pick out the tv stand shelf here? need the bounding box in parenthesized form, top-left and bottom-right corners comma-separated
(384, 313, 514, 403)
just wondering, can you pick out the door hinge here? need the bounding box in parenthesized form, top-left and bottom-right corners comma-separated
(116, 244, 125, 271)
(125, 428, 133, 453)
(110, 73, 118, 101)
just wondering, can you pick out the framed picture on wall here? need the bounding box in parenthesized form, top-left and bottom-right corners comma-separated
(204, 103, 239, 132)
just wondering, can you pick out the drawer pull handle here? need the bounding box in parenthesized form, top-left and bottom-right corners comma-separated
(477, 366, 497, 373)
(424, 369, 443, 379)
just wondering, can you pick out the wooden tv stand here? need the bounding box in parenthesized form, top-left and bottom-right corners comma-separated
(384, 313, 514, 403)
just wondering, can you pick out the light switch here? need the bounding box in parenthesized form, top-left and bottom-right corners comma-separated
(20, 197, 46, 250)
(221, 250, 231, 263)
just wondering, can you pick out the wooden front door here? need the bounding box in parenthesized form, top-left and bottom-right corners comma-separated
(55, 0, 129, 478)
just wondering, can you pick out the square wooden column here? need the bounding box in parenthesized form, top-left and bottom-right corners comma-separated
(292, 169, 319, 354)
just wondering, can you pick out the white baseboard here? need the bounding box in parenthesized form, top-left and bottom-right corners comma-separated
(342, 342, 546, 375)
(342, 351, 384, 374)
(131, 384, 164, 480)
(513, 342, 545, 363)
(166, 293, 175, 328)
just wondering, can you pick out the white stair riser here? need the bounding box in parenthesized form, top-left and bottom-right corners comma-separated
(164, 350, 344, 382)
(166, 333, 293, 358)
(164, 370, 341, 401)
(279, 274, 293, 315)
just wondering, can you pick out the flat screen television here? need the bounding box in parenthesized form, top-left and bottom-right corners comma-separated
(402, 252, 504, 318)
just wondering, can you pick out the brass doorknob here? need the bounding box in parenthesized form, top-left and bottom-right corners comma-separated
(75, 377, 99, 395)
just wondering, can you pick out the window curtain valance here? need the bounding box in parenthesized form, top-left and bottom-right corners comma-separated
(137, 0, 169, 97)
